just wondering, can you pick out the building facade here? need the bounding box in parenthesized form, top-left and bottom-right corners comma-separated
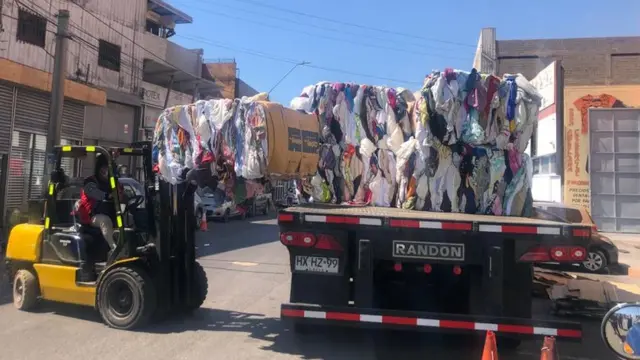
(203, 60, 259, 99)
(0, 0, 218, 231)
(474, 28, 640, 232)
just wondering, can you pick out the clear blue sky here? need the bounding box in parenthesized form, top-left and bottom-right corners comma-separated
(170, 0, 640, 104)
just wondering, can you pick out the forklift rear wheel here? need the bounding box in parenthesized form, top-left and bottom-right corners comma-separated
(97, 266, 156, 330)
(13, 269, 39, 311)
(186, 261, 208, 312)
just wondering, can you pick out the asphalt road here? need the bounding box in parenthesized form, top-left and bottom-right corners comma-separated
(0, 216, 637, 360)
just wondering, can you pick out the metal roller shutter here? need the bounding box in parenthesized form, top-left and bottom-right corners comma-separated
(0, 84, 15, 154)
(589, 108, 640, 233)
(62, 101, 85, 140)
(14, 88, 50, 133)
(5, 131, 32, 212)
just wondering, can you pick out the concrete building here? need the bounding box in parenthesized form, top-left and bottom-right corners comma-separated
(474, 28, 640, 233)
(203, 59, 260, 99)
(0, 0, 219, 230)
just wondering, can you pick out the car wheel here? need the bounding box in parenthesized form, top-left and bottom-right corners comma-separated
(582, 249, 608, 273)
(195, 208, 203, 229)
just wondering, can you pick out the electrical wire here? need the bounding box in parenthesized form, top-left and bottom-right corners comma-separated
(222, 0, 477, 48)
(172, 0, 471, 57)
(176, 34, 422, 85)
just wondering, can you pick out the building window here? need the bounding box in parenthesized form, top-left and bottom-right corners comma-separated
(98, 40, 121, 72)
(532, 154, 557, 175)
(16, 9, 47, 48)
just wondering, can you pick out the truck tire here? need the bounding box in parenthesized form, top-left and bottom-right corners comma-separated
(13, 269, 39, 311)
(185, 261, 208, 313)
(97, 266, 156, 330)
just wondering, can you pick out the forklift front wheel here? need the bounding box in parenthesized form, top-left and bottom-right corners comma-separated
(97, 266, 156, 330)
(185, 261, 208, 313)
(13, 269, 39, 311)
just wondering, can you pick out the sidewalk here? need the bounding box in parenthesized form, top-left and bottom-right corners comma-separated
(602, 232, 640, 243)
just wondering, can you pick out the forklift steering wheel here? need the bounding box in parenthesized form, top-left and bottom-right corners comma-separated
(124, 195, 144, 215)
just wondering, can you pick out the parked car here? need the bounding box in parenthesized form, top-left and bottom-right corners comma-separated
(243, 193, 272, 217)
(532, 201, 619, 273)
(194, 186, 245, 223)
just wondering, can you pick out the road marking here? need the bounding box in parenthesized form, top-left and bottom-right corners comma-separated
(204, 243, 211, 247)
(232, 261, 259, 267)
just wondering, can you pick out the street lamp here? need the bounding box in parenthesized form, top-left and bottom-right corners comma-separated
(268, 61, 310, 95)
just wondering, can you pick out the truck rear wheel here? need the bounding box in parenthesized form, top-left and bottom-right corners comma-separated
(13, 269, 39, 311)
(97, 266, 156, 330)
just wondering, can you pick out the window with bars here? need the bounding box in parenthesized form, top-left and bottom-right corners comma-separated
(16, 9, 47, 48)
(98, 40, 121, 72)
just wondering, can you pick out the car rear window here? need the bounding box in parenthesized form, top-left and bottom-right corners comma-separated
(544, 207, 583, 224)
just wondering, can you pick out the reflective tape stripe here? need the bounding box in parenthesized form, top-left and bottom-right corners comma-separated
(280, 309, 582, 338)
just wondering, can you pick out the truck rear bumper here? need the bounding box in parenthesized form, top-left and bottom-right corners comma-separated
(281, 303, 582, 341)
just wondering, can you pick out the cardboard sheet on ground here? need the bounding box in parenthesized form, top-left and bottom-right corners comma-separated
(549, 278, 640, 304)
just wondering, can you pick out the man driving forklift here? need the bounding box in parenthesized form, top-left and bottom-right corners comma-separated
(74, 153, 125, 281)
(5, 143, 208, 330)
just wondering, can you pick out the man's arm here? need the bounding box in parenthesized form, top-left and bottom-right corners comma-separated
(84, 181, 107, 201)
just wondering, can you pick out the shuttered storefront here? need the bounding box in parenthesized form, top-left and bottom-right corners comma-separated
(5, 88, 85, 215)
(0, 84, 14, 155)
(14, 88, 50, 133)
(61, 101, 85, 140)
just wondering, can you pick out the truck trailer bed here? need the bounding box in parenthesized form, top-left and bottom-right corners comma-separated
(278, 203, 592, 343)
(281, 203, 590, 236)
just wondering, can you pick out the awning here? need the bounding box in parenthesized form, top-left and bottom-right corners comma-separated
(147, 0, 192, 24)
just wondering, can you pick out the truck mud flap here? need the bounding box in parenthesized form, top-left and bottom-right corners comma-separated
(281, 304, 582, 341)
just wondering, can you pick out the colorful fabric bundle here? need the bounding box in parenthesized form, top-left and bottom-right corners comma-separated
(289, 68, 542, 217)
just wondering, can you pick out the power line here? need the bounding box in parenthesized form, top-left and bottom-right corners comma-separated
(221, 0, 477, 48)
(172, 5, 470, 62)
(176, 34, 422, 85)
(173, 0, 469, 57)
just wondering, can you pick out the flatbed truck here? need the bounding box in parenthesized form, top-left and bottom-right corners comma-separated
(278, 203, 591, 347)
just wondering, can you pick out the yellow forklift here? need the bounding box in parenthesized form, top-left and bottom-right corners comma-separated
(4, 142, 207, 330)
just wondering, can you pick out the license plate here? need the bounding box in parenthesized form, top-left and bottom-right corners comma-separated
(294, 256, 339, 274)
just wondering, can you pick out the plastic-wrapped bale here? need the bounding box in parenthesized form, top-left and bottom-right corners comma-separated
(291, 69, 541, 217)
(414, 69, 541, 216)
(290, 82, 413, 205)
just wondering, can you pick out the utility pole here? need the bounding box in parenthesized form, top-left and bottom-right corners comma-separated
(43, 10, 70, 192)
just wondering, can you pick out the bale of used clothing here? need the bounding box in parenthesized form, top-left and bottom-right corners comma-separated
(289, 68, 542, 217)
(152, 95, 322, 186)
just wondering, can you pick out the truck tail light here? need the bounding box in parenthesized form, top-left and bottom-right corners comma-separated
(423, 264, 432, 274)
(550, 246, 587, 261)
(453, 265, 462, 275)
(520, 246, 587, 262)
(280, 232, 343, 251)
(280, 232, 316, 248)
(519, 246, 551, 262)
(315, 234, 343, 251)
